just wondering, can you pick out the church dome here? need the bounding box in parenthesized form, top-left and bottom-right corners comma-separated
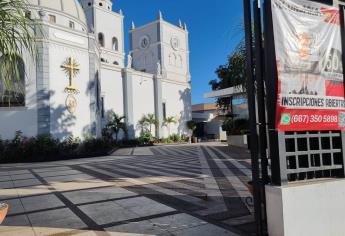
(28, 0, 87, 25)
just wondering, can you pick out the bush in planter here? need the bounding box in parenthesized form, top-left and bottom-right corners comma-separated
(78, 137, 114, 155)
(186, 120, 197, 134)
(186, 120, 197, 142)
(162, 138, 173, 144)
(169, 134, 181, 143)
(138, 132, 154, 145)
(34, 134, 60, 158)
(234, 119, 249, 129)
(181, 134, 190, 143)
(0, 132, 61, 162)
(59, 136, 81, 157)
(222, 118, 249, 135)
(0, 131, 117, 163)
(222, 118, 234, 135)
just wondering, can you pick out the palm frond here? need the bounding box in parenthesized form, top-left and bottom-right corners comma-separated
(0, 0, 35, 91)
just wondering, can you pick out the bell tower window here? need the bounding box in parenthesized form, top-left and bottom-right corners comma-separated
(49, 15, 56, 23)
(98, 33, 105, 47)
(69, 21, 75, 29)
(112, 37, 118, 51)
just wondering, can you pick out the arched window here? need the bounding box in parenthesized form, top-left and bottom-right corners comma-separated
(98, 33, 105, 47)
(112, 37, 118, 51)
(0, 56, 25, 107)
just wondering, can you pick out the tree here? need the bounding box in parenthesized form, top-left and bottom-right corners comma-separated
(138, 115, 149, 135)
(144, 114, 159, 136)
(0, 0, 35, 91)
(106, 112, 126, 143)
(186, 120, 197, 137)
(163, 116, 176, 136)
(209, 42, 247, 110)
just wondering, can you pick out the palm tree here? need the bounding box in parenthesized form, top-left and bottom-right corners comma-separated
(106, 112, 126, 143)
(0, 0, 35, 91)
(138, 115, 149, 135)
(145, 114, 159, 136)
(187, 120, 197, 142)
(163, 116, 176, 137)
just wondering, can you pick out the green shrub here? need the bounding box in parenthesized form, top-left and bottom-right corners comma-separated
(234, 118, 249, 129)
(181, 135, 190, 142)
(222, 118, 249, 135)
(161, 138, 172, 144)
(138, 132, 153, 145)
(77, 137, 113, 156)
(0, 131, 116, 163)
(34, 134, 60, 158)
(169, 134, 181, 143)
(59, 136, 81, 156)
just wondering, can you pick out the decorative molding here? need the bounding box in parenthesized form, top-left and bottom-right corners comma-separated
(54, 32, 86, 45)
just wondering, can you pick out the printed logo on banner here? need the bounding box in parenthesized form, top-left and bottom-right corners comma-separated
(271, 0, 345, 131)
(281, 114, 291, 125)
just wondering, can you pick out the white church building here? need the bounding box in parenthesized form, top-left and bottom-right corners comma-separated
(0, 0, 192, 140)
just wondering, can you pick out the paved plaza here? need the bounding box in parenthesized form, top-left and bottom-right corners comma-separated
(0, 143, 254, 236)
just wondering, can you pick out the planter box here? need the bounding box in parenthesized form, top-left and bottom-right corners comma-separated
(227, 135, 248, 148)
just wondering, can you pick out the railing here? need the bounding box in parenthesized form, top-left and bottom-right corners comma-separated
(272, 131, 345, 184)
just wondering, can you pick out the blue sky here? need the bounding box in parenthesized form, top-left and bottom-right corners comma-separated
(114, 0, 244, 105)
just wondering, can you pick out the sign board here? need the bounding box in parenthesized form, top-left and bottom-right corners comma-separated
(272, 0, 345, 130)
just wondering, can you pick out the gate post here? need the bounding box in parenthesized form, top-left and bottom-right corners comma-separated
(243, 0, 266, 235)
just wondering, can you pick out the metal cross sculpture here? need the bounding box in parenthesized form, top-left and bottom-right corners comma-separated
(61, 57, 80, 94)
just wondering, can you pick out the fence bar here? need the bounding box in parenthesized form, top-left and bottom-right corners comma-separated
(263, 0, 287, 185)
(243, 0, 265, 235)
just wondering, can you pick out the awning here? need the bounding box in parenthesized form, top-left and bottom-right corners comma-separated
(204, 87, 244, 99)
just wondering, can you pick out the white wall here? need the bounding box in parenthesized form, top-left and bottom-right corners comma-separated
(161, 21, 189, 83)
(100, 66, 124, 121)
(131, 71, 155, 137)
(161, 81, 191, 137)
(94, 7, 124, 67)
(130, 22, 159, 74)
(266, 179, 345, 236)
(48, 28, 91, 140)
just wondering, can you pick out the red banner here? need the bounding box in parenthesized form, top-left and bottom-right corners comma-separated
(272, 0, 345, 131)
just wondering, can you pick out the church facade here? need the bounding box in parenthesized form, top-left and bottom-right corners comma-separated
(0, 0, 192, 140)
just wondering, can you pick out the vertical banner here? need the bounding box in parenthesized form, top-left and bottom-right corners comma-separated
(272, 0, 345, 131)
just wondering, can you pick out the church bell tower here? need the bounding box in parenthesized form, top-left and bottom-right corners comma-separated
(80, 0, 125, 67)
(129, 11, 190, 83)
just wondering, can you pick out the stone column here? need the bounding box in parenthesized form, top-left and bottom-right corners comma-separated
(88, 36, 99, 137)
(122, 68, 135, 139)
(36, 24, 51, 135)
(154, 74, 163, 138)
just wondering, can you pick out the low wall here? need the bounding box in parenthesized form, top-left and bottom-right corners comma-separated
(266, 179, 345, 236)
(227, 135, 247, 148)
